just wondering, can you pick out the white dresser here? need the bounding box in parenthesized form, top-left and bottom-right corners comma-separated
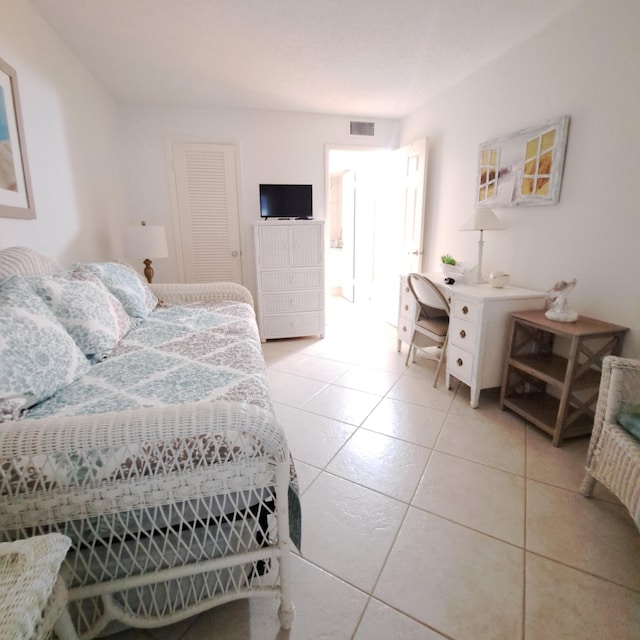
(254, 220, 325, 341)
(398, 274, 546, 408)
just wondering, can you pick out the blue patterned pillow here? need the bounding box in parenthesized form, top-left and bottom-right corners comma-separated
(617, 404, 640, 442)
(27, 270, 134, 362)
(75, 262, 158, 322)
(0, 276, 90, 421)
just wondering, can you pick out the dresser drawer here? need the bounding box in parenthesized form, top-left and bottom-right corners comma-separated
(261, 269, 324, 292)
(263, 312, 324, 339)
(448, 344, 474, 382)
(452, 298, 479, 323)
(449, 317, 477, 349)
(262, 291, 323, 314)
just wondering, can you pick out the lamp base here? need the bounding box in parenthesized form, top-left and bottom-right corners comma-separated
(143, 259, 154, 284)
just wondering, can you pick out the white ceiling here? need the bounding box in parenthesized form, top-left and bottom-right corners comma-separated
(30, 0, 583, 119)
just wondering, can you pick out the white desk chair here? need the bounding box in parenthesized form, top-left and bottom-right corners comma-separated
(405, 273, 451, 388)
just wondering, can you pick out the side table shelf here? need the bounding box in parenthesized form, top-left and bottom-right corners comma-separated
(499, 310, 628, 446)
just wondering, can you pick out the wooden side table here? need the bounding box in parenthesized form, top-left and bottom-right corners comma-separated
(500, 310, 628, 446)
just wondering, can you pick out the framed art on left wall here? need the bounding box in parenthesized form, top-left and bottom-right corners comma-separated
(0, 56, 35, 219)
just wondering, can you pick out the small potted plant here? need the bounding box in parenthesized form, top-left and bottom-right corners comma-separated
(440, 254, 459, 278)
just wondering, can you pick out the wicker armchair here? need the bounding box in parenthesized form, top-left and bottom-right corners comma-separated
(0, 533, 75, 640)
(580, 356, 640, 529)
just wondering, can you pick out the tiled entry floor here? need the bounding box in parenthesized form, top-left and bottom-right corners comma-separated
(108, 296, 639, 640)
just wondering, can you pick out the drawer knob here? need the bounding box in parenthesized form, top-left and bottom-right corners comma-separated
(459, 329, 466, 339)
(456, 358, 464, 367)
(462, 305, 469, 315)
(402, 326, 407, 333)
(405, 287, 410, 293)
(404, 304, 409, 311)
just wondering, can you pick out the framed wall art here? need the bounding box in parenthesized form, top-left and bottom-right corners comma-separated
(0, 56, 35, 219)
(476, 115, 570, 208)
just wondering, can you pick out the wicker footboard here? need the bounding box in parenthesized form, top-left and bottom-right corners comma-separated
(0, 402, 296, 638)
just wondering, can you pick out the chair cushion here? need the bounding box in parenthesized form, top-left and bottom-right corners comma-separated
(74, 262, 158, 322)
(416, 316, 449, 337)
(27, 270, 134, 362)
(617, 404, 640, 441)
(0, 276, 90, 421)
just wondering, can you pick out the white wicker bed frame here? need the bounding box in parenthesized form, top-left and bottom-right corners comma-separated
(0, 248, 295, 638)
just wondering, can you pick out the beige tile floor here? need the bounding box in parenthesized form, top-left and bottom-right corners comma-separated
(108, 296, 639, 640)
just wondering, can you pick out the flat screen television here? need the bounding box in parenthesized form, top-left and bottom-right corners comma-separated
(259, 184, 313, 219)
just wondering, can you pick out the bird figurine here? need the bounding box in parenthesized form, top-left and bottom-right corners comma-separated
(545, 278, 578, 322)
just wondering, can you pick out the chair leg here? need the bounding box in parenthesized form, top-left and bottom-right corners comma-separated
(405, 333, 416, 367)
(579, 473, 596, 497)
(433, 334, 448, 388)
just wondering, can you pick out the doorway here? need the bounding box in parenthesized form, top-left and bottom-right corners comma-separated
(325, 139, 428, 325)
(325, 145, 390, 306)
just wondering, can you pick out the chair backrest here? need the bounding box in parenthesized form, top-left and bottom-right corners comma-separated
(407, 273, 450, 319)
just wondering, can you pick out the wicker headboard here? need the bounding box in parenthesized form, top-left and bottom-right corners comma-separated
(0, 246, 62, 280)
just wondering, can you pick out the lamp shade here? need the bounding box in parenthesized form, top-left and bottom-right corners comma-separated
(126, 223, 168, 259)
(460, 208, 507, 231)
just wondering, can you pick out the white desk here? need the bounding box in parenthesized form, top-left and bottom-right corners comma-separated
(398, 274, 546, 408)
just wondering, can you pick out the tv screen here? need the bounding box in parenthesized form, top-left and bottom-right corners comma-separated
(259, 184, 313, 219)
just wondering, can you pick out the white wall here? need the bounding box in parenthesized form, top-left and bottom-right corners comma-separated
(400, 0, 640, 357)
(117, 105, 399, 294)
(0, 0, 125, 264)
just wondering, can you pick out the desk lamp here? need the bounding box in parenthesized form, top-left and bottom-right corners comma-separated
(460, 209, 507, 283)
(126, 221, 168, 283)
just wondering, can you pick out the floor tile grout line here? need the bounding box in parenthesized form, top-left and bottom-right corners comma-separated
(310, 455, 637, 592)
(523, 549, 640, 594)
(352, 596, 458, 640)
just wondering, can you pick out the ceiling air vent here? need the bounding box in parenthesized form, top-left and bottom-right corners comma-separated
(349, 120, 375, 137)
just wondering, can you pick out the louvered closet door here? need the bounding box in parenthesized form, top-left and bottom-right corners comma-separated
(171, 142, 242, 283)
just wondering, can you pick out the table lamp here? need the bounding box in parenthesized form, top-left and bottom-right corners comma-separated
(460, 209, 507, 283)
(126, 221, 168, 283)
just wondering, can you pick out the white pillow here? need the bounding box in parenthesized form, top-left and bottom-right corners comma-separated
(28, 270, 134, 362)
(0, 276, 90, 421)
(75, 262, 158, 322)
(0, 246, 62, 281)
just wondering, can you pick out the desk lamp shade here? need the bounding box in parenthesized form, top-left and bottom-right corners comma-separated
(460, 209, 507, 283)
(126, 221, 168, 283)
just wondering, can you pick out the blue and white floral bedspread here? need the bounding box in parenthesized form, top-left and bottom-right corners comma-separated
(27, 301, 272, 419)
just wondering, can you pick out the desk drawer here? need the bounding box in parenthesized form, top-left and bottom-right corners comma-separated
(398, 317, 413, 342)
(452, 299, 479, 323)
(448, 344, 474, 382)
(450, 317, 477, 349)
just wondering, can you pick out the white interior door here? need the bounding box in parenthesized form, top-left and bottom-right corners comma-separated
(399, 138, 428, 274)
(373, 138, 428, 324)
(168, 141, 243, 283)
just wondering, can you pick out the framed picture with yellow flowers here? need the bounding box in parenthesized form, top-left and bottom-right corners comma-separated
(476, 115, 569, 208)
